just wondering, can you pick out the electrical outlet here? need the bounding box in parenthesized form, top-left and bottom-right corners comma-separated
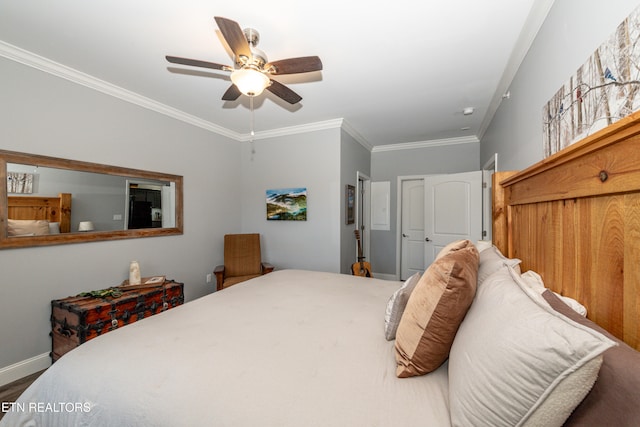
(206, 273, 212, 283)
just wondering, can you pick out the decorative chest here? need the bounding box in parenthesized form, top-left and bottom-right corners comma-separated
(50, 279, 184, 362)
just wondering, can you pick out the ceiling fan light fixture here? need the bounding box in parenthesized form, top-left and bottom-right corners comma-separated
(230, 68, 270, 96)
(167, 17, 321, 105)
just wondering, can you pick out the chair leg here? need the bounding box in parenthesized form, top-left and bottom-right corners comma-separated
(214, 266, 225, 291)
(262, 262, 274, 274)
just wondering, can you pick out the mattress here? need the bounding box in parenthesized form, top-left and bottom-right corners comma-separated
(0, 270, 451, 427)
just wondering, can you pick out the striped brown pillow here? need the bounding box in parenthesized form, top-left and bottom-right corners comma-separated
(394, 240, 479, 377)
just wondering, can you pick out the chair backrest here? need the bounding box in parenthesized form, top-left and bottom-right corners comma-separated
(224, 233, 262, 277)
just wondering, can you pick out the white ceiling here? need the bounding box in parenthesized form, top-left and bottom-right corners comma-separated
(0, 0, 554, 149)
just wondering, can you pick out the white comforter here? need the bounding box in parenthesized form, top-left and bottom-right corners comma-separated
(1, 270, 451, 427)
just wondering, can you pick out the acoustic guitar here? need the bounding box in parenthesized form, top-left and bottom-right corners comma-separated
(351, 230, 373, 278)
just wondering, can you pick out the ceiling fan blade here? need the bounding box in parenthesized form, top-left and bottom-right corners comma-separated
(265, 56, 323, 75)
(166, 56, 230, 71)
(222, 84, 242, 101)
(267, 80, 302, 104)
(214, 16, 251, 60)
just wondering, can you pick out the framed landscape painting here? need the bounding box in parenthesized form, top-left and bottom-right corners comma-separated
(266, 188, 307, 221)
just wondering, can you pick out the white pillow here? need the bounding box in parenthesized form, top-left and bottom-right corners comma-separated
(477, 245, 521, 285)
(448, 265, 615, 427)
(523, 355, 603, 427)
(48, 222, 61, 234)
(384, 273, 420, 341)
(474, 240, 493, 253)
(7, 219, 50, 236)
(521, 270, 587, 317)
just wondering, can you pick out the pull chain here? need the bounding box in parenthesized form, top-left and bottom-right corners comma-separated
(250, 96, 256, 158)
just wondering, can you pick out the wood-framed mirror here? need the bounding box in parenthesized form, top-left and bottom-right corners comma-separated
(0, 149, 183, 249)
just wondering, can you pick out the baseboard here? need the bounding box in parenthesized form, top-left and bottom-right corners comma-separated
(373, 272, 399, 281)
(0, 353, 51, 387)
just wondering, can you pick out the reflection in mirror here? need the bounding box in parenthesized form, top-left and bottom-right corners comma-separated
(1, 150, 183, 249)
(8, 164, 175, 232)
(125, 180, 176, 230)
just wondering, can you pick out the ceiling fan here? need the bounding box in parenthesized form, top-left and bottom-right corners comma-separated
(166, 16, 323, 105)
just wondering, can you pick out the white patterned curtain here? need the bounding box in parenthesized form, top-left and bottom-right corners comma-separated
(7, 172, 34, 194)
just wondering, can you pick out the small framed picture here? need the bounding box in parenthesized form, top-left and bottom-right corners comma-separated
(345, 185, 355, 225)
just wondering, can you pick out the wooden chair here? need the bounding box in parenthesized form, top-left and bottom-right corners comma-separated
(213, 233, 274, 291)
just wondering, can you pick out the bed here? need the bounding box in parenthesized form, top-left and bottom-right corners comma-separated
(2, 112, 640, 426)
(7, 193, 72, 236)
(2, 271, 453, 427)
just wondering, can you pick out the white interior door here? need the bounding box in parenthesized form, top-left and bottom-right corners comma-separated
(400, 179, 425, 280)
(424, 171, 482, 266)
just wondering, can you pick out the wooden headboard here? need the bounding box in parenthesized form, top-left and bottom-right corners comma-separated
(492, 111, 640, 351)
(8, 193, 72, 233)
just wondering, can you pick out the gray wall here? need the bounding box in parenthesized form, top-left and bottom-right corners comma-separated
(481, 0, 640, 170)
(236, 126, 370, 275)
(339, 129, 371, 274)
(370, 142, 480, 275)
(0, 56, 242, 371)
(239, 128, 342, 272)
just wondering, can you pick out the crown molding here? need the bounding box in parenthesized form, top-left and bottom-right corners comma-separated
(0, 40, 243, 141)
(240, 118, 344, 141)
(477, 0, 555, 140)
(340, 119, 373, 151)
(0, 41, 376, 146)
(372, 135, 479, 153)
(239, 118, 374, 152)
(1, 40, 472, 152)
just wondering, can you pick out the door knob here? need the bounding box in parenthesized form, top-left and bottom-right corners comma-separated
(425, 237, 431, 242)
(402, 233, 408, 237)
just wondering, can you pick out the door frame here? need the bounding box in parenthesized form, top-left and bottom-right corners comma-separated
(356, 171, 371, 264)
(482, 153, 498, 241)
(395, 174, 428, 281)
